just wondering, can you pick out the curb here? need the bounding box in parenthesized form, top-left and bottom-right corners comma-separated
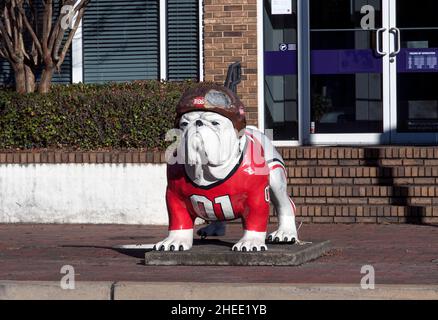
(0, 281, 113, 300)
(1, 281, 438, 300)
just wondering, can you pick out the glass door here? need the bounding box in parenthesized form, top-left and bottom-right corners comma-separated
(308, 0, 390, 145)
(262, 0, 300, 145)
(389, 0, 438, 144)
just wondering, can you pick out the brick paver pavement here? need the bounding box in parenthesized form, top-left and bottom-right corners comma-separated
(0, 223, 437, 284)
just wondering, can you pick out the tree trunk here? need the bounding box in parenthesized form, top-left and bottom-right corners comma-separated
(24, 65, 36, 93)
(14, 64, 27, 94)
(38, 66, 54, 94)
(13, 63, 36, 94)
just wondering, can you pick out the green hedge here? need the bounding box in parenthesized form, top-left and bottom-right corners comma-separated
(0, 81, 198, 150)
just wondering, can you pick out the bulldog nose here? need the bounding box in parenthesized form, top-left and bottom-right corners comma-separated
(196, 120, 204, 127)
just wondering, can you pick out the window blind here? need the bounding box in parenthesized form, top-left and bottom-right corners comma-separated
(82, 0, 160, 83)
(167, 0, 199, 81)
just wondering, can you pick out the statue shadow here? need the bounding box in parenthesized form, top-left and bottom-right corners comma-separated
(61, 244, 148, 259)
(61, 238, 234, 261)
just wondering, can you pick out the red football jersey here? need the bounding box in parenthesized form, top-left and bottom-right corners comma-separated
(166, 133, 270, 232)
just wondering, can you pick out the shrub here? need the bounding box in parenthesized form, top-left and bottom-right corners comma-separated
(0, 81, 198, 150)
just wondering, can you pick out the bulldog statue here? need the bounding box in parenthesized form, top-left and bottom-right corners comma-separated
(155, 84, 298, 252)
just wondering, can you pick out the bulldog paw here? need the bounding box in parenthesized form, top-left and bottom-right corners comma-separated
(197, 221, 226, 239)
(267, 229, 297, 244)
(154, 229, 193, 251)
(232, 231, 267, 252)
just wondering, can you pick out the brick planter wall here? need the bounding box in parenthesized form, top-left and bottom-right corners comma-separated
(203, 0, 258, 126)
(2, 147, 438, 225)
(0, 151, 165, 164)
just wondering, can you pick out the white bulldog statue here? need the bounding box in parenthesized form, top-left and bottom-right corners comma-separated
(155, 84, 298, 252)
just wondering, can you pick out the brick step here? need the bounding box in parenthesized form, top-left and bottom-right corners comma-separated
(269, 215, 437, 224)
(286, 166, 438, 179)
(288, 177, 438, 185)
(292, 205, 438, 220)
(285, 159, 438, 167)
(292, 197, 438, 206)
(288, 185, 438, 198)
(279, 147, 438, 161)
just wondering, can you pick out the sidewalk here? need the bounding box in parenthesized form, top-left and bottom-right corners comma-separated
(0, 223, 437, 299)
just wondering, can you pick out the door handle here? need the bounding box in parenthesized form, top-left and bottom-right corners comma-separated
(376, 28, 387, 56)
(390, 27, 401, 57)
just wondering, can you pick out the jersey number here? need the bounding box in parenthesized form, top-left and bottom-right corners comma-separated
(189, 195, 235, 221)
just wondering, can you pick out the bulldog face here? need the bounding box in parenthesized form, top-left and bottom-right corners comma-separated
(179, 111, 241, 167)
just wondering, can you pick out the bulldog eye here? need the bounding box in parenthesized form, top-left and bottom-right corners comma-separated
(180, 122, 188, 128)
(211, 121, 220, 126)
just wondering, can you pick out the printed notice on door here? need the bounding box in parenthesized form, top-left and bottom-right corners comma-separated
(272, 0, 292, 15)
(407, 51, 438, 71)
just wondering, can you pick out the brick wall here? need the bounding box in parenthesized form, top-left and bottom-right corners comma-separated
(275, 147, 438, 225)
(2, 147, 438, 225)
(0, 151, 164, 164)
(203, 0, 258, 126)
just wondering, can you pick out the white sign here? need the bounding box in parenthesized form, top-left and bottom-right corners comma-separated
(272, 0, 292, 15)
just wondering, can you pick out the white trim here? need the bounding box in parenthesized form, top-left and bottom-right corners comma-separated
(381, 0, 392, 144)
(71, 16, 83, 83)
(309, 134, 384, 146)
(159, 0, 167, 81)
(273, 141, 302, 147)
(258, 1, 303, 144)
(387, 0, 438, 144)
(298, 0, 309, 145)
(257, 0, 265, 132)
(198, 0, 204, 82)
(307, 1, 390, 146)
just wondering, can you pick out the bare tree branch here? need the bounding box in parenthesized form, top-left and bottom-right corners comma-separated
(53, 0, 89, 64)
(48, 0, 75, 53)
(42, 0, 52, 57)
(16, 1, 43, 57)
(0, 10, 18, 62)
(56, 3, 88, 69)
(0, 0, 90, 92)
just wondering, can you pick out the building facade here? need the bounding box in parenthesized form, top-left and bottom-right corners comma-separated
(1, 0, 438, 225)
(1, 0, 438, 147)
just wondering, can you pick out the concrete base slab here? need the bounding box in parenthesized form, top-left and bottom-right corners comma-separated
(144, 239, 331, 266)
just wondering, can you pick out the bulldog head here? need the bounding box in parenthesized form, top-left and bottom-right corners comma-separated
(174, 84, 247, 183)
(179, 111, 241, 167)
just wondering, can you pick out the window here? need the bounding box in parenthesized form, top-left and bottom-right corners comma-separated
(167, 0, 200, 81)
(82, 0, 160, 83)
(1, 0, 201, 86)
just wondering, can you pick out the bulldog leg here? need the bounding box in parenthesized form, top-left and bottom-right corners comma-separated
(197, 221, 226, 239)
(233, 183, 270, 252)
(232, 230, 267, 252)
(156, 187, 195, 251)
(155, 229, 193, 251)
(268, 166, 298, 243)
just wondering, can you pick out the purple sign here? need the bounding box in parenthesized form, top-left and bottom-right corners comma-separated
(264, 49, 383, 76)
(264, 48, 438, 76)
(264, 51, 297, 76)
(311, 49, 382, 75)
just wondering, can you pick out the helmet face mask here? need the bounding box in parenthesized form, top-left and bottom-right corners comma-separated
(175, 84, 246, 132)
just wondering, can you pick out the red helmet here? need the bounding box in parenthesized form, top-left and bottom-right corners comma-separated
(175, 83, 246, 132)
